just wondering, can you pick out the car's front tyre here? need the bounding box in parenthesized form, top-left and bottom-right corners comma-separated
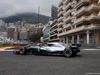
(19, 47, 27, 55)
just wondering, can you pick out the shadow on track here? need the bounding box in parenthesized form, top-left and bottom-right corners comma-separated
(13, 52, 82, 58)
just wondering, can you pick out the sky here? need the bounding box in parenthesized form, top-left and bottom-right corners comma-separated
(0, 0, 61, 18)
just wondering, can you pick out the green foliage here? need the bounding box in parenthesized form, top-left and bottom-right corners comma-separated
(30, 32, 43, 42)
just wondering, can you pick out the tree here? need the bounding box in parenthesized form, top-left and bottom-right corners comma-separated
(30, 32, 43, 42)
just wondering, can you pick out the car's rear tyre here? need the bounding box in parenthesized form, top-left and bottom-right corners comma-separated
(63, 48, 72, 57)
(32, 50, 35, 55)
(34, 50, 41, 55)
(19, 47, 27, 55)
(13, 51, 20, 55)
(72, 51, 77, 56)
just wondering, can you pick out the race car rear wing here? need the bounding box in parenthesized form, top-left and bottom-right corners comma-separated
(71, 44, 81, 47)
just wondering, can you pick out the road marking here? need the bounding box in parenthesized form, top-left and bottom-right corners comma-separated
(0, 47, 16, 51)
(0, 49, 19, 51)
(0, 49, 5, 51)
(80, 49, 100, 51)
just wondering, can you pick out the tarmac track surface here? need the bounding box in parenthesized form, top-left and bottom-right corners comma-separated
(0, 50, 100, 75)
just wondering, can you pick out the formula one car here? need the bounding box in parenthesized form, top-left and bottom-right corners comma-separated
(13, 42, 81, 57)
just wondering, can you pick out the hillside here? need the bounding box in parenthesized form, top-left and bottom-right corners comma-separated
(2, 13, 50, 24)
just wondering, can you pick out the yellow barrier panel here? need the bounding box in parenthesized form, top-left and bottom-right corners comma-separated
(0, 43, 20, 47)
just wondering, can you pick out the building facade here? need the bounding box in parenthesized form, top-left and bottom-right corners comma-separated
(7, 27, 18, 40)
(0, 20, 5, 26)
(42, 24, 50, 42)
(42, 19, 54, 43)
(19, 31, 29, 40)
(28, 27, 42, 37)
(49, 19, 59, 42)
(51, 5, 58, 19)
(57, 0, 100, 45)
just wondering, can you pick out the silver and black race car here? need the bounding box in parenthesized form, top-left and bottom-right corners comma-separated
(13, 42, 81, 57)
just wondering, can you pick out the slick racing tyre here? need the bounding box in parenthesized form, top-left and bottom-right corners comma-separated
(13, 51, 20, 55)
(63, 48, 72, 57)
(32, 50, 35, 55)
(19, 47, 27, 55)
(72, 51, 77, 56)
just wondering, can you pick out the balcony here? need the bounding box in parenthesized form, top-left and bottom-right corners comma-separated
(89, 4, 100, 11)
(50, 24, 57, 30)
(58, 11, 63, 17)
(65, 3, 71, 11)
(50, 29, 57, 33)
(74, 15, 100, 25)
(86, 24, 100, 30)
(74, 16, 86, 25)
(65, 10, 71, 17)
(58, 22, 63, 27)
(50, 33, 58, 37)
(87, 14, 100, 21)
(58, 28, 62, 32)
(75, 0, 90, 9)
(59, 0, 63, 7)
(64, 16, 71, 23)
(49, 38, 59, 42)
(58, 6, 63, 12)
(58, 26, 86, 37)
(65, 0, 71, 5)
(63, 24, 71, 29)
(75, 4, 100, 17)
(58, 17, 63, 22)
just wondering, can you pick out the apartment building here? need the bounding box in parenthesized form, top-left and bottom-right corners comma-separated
(42, 24, 50, 43)
(41, 19, 54, 43)
(51, 5, 58, 19)
(57, 0, 65, 43)
(49, 19, 59, 42)
(7, 27, 18, 40)
(58, 0, 100, 44)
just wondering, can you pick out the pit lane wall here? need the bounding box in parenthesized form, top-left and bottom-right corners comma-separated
(0, 43, 20, 47)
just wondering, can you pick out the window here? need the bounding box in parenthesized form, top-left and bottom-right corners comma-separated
(71, 18, 75, 24)
(80, 35, 84, 44)
(71, 3, 75, 9)
(71, 11, 74, 16)
(71, 0, 74, 2)
(89, 35, 92, 42)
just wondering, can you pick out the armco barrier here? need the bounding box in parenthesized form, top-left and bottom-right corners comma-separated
(0, 43, 20, 47)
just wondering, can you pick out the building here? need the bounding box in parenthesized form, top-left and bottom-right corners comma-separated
(7, 27, 18, 40)
(0, 20, 5, 26)
(49, 19, 59, 42)
(51, 5, 58, 19)
(42, 24, 50, 43)
(28, 27, 42, 38)
(19, 31, 29, 40)
(42, 19, 54, 43)
(57, 0, 65, 43)
(57, 0, 100, 45)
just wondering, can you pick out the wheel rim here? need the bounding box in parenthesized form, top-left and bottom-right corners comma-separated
(64, 50, 72, 56)
(20, 48, 24, 54)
